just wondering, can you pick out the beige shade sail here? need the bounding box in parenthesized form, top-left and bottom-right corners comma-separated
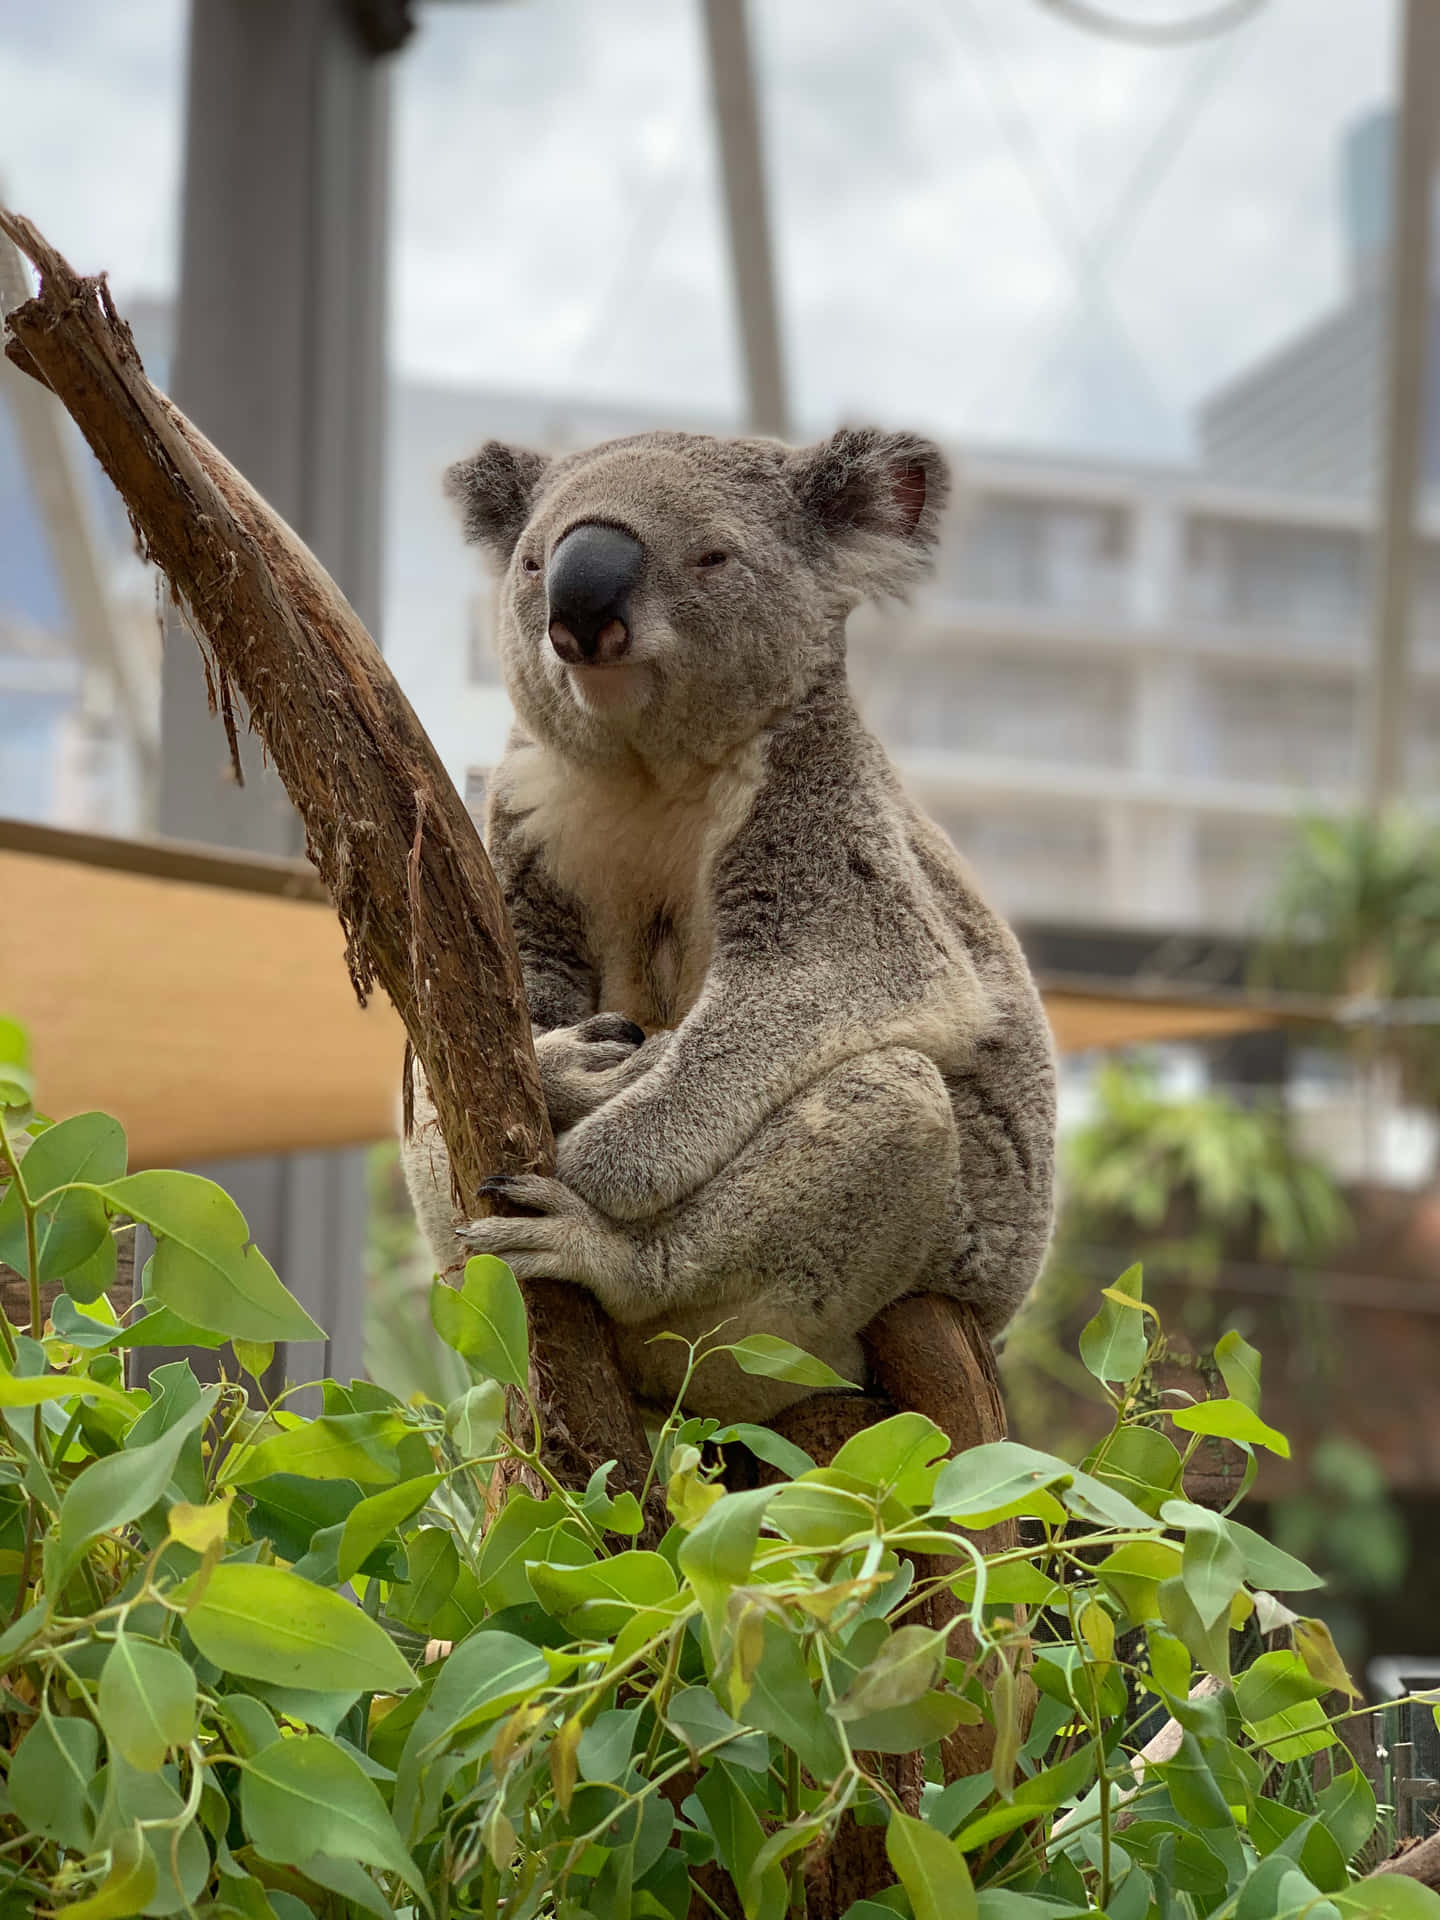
(1, 819, 1303, 1169)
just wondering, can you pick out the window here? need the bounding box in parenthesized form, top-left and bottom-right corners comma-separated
(949, 495, 1130, 614)
(1183, 517, 1366, 640)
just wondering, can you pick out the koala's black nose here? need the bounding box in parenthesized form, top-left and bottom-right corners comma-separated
(546, 523, 643, 665)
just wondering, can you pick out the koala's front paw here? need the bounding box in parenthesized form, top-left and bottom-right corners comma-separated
(534, 1014, 646, 1132)
(458, 1173, 638, 1312)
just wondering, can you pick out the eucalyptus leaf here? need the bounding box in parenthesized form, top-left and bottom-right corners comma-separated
(177, 1562, 416, 1693)
(101, 1170, 323, 1344)
(428, 1254, 529, 1387)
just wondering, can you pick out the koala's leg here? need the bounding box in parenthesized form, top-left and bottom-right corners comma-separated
(461, 1046, 959, 1417)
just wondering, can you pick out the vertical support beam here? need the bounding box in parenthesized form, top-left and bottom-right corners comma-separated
(699, 0, 791, 438)
(1366, 0, 1440, 814)
(155, 0, 396, 1386)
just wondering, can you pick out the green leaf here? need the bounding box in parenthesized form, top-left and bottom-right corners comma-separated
(886, 1810, 978, 1920)
(765, 1471, 885, 1548)
(1078, 1265, 1148, 1383)
(246, 1473, 367, 1562)
(579, 1706, 643, 1782)
(0, 1366, 133, 1411)
(57, 1386, 218, 1579)
(710, 1422, 816, 1481)
(98, 1632, 198, 1770)
(931, 1442, 1073, 1526)
(177, 1562, 416, 1693)
(241, 1733, 428, 1910)
(0, 1111, 126, 1284)
(54, 1224, 119, 1306)
(1215, 1328, 1262, 1411)
(1234, 1650, 1331, 1724)
(390, 1525, 462, 1626)
(716, 1332, 858, 1390)
(664, 1685, 769, 1771)
(428, 1254, 528, 1387)
(232, 1339, 273, 1381)
(1339, 1876, 1440, 1918)
(101, 1170, 323, 1344)
(835, 1625, 946, 1720)
(294, 1854, 397, 1920)
(336, 1473, 441, 1585)
(1224, 1516, 1324, 1591)
(8, 1711, 98, 1852)
(1294, 1615, 1361, 1697)
(50, 1293, 126, 1350)
(528, 1550, 678, 1634)
(677, 1485, 773, 1647)
(0, 1016, 33, 1105)
(739, 1620, 847, 1781)
(828, 1412, 950, 1504)
(445, 1379, 506, 1457)
(1095, 1540, 1183, 1624)
(474, 1493, 591, 1612)
(227, 1412, 408, 1488)
(1060, 1467, 1155, 1531)
(953, 1746, 1096, 1850)
(1159, 1730, 1232, 1828)
(1274, 1811, 1349, 1894)
(1169, 1398, 1291, 1457)
(113, 1297, 228, 1351)
(60, 1825, 157, 1920)
(1316, 1768, 1377, 1864)
(1247, 1696, 1338, 1762)
(1086, 1426, 1182, 1517)
(396, 1629, 551, 1833)
(844, 1691, 977, 1755)
(1157, 1577, 1231, 1680)
(1161, 1500, 1245, 1630)
(695, 1762, 785, 1920)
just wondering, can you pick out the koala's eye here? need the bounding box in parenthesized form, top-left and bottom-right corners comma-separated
(520, 555, 541, 576)
(696, 550, 728, 570)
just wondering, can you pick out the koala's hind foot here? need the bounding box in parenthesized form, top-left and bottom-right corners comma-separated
(460, 1045, 960, 1421)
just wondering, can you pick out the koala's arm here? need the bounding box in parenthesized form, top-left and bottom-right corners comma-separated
(488, 797, 661, 1132)
(488, 796, 596, 1033)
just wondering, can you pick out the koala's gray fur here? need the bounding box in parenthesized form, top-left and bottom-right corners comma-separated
(402, 426, 1056, 1423)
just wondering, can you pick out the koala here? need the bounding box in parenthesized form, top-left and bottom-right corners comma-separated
(402, 426, 1056, 1423)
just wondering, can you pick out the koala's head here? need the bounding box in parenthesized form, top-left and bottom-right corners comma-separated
(445, 427, 950, 764)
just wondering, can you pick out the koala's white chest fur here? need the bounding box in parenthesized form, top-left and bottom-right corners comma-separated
(497, 740, 764, 1029)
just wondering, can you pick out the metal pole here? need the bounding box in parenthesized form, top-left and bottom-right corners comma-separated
(152, 0, 398, 1389)
(1365, 0, 1440, 815)
(699, 0, 791, 439)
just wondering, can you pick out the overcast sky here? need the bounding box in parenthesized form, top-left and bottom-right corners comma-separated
(0, 0, 1396, 461)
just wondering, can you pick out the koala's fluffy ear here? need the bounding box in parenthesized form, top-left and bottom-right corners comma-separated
(444, 441, 552, 564)
(788, 427, 951, 600)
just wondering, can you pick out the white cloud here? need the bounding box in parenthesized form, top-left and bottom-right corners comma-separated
(0, 0, 1398, 458)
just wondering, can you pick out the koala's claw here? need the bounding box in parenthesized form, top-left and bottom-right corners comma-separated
(466, 1173, 579, 1223)
(458, 1174, 635, 1304)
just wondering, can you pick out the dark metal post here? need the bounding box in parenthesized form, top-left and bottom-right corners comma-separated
(156, 0, 402, 1386)
(699, 0, 791, 439)
(1365, 0, 1440, 813)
